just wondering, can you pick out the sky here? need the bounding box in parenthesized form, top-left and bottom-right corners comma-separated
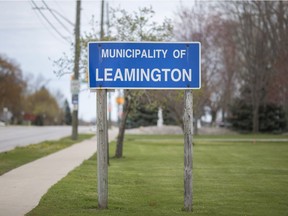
(0, 0, 194, 122)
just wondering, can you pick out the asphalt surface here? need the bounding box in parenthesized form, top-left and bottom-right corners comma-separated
(0, 126, 94, 153)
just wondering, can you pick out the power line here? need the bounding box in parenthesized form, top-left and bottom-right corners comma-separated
(42, 0, 74, 27)
(42, 0, 73, 34)
(48, 8, 74, 27)
(52, 0, 66, 14)
(33, 5, 74, 27)
(29, 1, 64, 43)
(31, 0, 70, 43)
(52, 0, 75, 26)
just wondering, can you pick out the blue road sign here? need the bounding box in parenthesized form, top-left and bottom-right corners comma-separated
(88, 42, 201, 89)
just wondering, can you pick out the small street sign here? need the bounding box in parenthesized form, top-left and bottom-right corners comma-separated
(72, 94, 78, 105)
(70, 80, 80, 94)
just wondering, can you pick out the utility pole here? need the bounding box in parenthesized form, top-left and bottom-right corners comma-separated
(71, 0, 81, 140)
(97, 0, 109, 208)
(102, 0, 112, 129)
(100, 0, 105, 39)
(106, 2, 110, 37)
(99, 0, 110, 166)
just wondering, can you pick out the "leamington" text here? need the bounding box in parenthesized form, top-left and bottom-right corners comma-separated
(95, 68, 192, 82)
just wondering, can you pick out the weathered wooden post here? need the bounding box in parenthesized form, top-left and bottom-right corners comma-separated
(96, 89, 108, 209)
(184, 89, 193, 211)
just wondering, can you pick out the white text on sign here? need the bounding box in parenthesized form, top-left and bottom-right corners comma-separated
(101, 48, 187, 59)
(96, 68, 192, 82)
(97, 48, 190, 83)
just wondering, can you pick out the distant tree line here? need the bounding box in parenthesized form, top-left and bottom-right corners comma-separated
(0, 55, 72, 125)
(122, 1, 288, 133)
(174, 1, 288, 133)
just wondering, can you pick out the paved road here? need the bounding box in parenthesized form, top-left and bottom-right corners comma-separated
(0, 126, 94, 153)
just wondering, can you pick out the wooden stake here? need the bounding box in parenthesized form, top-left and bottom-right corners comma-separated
(184, 90, 193, 211)
(97, 89, 108, 209)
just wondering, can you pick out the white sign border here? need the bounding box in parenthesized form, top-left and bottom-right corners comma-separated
(88, 41, 201, 91)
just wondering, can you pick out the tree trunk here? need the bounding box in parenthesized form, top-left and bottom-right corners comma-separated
(252, 104, 259, 133)
(194, 117, 198, 135)
(210, 109, 217, 127)
(252, 74, 260, 133)
(115, 90, 131, 158)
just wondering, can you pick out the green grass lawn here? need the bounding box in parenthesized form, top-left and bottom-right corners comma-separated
(194, 133, 288, 140)
(0, 134, 94, 175)
(27, 134, 288, 216)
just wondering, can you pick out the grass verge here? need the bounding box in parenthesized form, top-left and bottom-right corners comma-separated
(27, 134, 288, 216)
(0, 134, 94, 175)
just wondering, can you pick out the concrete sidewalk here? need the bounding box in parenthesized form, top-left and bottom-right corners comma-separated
(0, 128, 118, 216)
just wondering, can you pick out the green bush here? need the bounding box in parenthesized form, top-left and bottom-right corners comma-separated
(229, 100, 287, 133)
(126, 105, 158, 129)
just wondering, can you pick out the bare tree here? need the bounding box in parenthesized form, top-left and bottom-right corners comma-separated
(174, 3, 223, 128)
(227, 1, 288, 132)
(52, 6, 173, 157)
(208, 15, 239, 124)
(109, 7, 173, 158)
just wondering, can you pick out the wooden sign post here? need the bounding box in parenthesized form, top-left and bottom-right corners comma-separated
(96, 89, 108, 209)
(184, 90, 193, 211)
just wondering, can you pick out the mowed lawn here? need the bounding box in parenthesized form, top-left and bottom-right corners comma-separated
(27, 134, 288, 216)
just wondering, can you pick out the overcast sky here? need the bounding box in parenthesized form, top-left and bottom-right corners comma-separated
(0, 0, 194, 122)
